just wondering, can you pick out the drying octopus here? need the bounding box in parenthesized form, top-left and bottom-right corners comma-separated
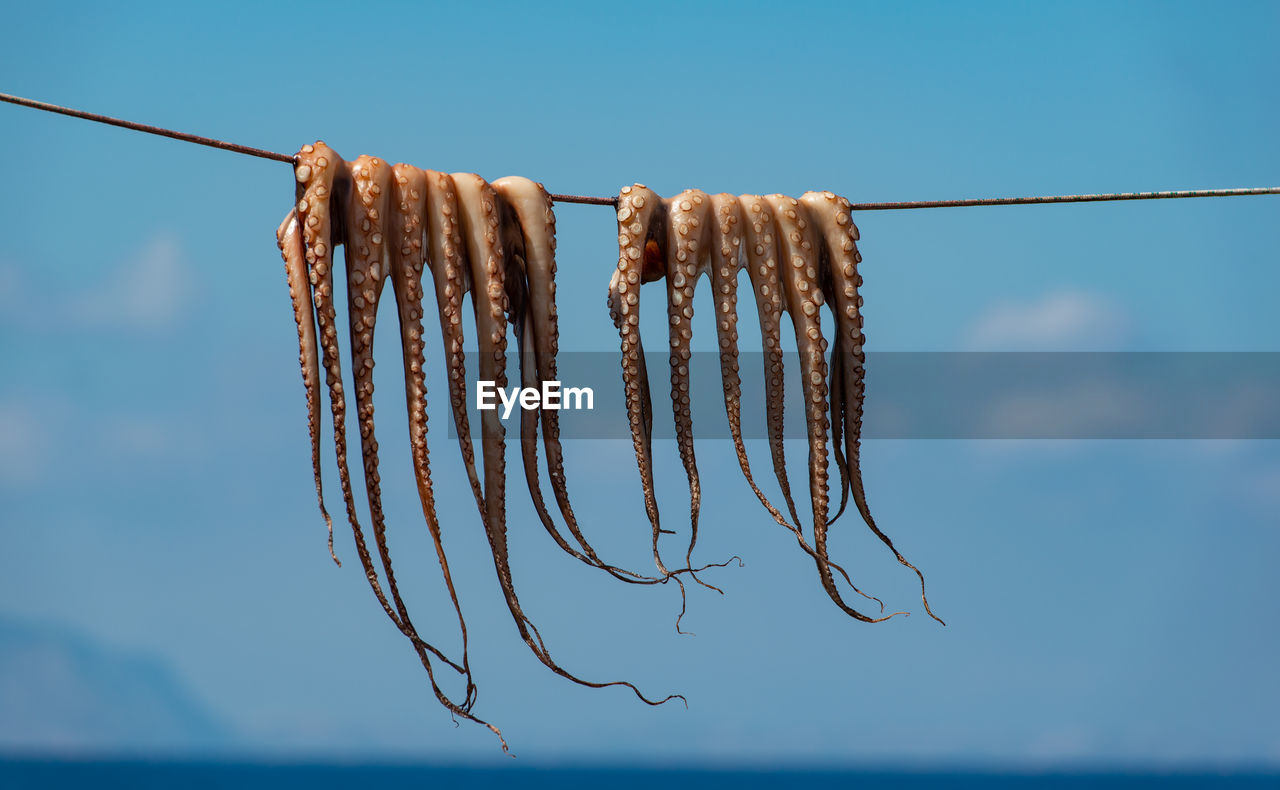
(607, 186, 941, 625)
(275, 143, 938, 747)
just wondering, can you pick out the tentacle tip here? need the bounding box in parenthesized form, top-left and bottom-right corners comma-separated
(487, 723, 510, 754)
(694, 555, 742, 574)
(866, 609, 911, 623)
(673, 610, 697, 636)
(691, 572, 725, 595)
(673, 608, 695, 637)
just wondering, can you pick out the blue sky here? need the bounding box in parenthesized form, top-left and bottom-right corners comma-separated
(1, 0, 1277, 767)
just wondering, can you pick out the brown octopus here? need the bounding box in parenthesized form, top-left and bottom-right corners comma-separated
(276, 143, 685, 749)
(275, 143, 941, 746)
(607, 186, 942, 625)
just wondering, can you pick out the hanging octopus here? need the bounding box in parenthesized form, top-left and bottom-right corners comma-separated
(607, 186, 942, 625)
(275, 143, 942, 747)
(276, 143, 688, 749)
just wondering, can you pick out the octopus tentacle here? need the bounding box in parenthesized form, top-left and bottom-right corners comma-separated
(421, 171, 487, 518)
(664, 189, 714, 585)
(277, 208, 339, 566)
(708, 194, 798, 531)
(704, 194, 868, 601)
(295, 144, 485, 723)
(455, 174, 678, 705)
(450, 173, 510, 551)
(492, 182, 583, 562)
(802, 191, 943, 624)
(296, 144, 412, 633)
(707, 195, 873, 604)
(609, 184, 672, 575)
(344, 156, 407, 633)
(345, 156, 471, 673)
(768, 194, 897, 624)
(493, 178, 585, 559)
(491, 184, 559, 553)
(494, 177, 662, 585)
(738, 196, 804, 528)
(388, 162, 480, 707)
(824, 299, 853, 528)
(822, 346, 884, 624)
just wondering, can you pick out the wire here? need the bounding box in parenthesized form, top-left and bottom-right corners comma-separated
(5, 91, 1279, 210)
(852, 188, 1280, 210)
(548, 193, 619, 206)
(1, 91, 294, 164)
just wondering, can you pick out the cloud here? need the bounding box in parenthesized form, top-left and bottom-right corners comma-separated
(0, 264, 19, 311)
(0, 400, 49, 486)
(0, 233, 191, 333)
(1023, 726, 1100, 762)
(975, 379, 1147, 439)
(71, 234, 191, 331)
(1243, 464, 1280, 508)
(966, 290, 1130, 351)
(97, 416, 174, 457)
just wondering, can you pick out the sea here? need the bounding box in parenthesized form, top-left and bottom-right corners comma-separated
(0, 760, 1276, 789)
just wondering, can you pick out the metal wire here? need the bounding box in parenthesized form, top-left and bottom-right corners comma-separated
(852, 187, 1280, 210)
(5, 91, 1279, 210)
(1, 91, 295, 164)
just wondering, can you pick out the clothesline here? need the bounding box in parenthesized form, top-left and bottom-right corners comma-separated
(4, 91, 1279, 211)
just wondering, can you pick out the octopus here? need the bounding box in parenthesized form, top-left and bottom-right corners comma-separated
(607, 186, 942, 625)
(275, 143, 687, 749)
(274, 144, 941, 748)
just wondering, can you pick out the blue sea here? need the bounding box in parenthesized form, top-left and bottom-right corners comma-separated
(0, 761, 1276, 789)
